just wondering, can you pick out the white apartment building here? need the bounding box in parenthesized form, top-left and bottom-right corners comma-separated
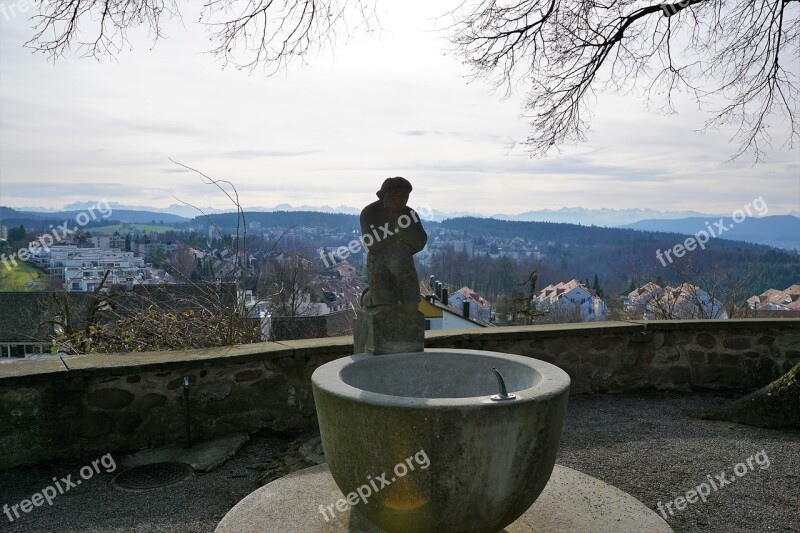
(91, 235, 125, 249)
(136, 242, 178, 257)
(747, 285, 800, 312)
(29, 245, 148, 291)
(534, 279, 607, 321)
(628, 282, 728, 319)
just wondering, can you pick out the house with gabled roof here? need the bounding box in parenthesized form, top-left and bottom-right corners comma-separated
(418, 280, 494, 330)
(534, 279, 607, 321)
(448, 286, 492, 322)
(747, 284, 800, 312)
(628, 282, 727, 319)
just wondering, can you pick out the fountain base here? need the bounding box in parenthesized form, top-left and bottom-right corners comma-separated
(215, 463, 673, 533)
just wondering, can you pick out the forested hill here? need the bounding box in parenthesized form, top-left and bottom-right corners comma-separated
(441, 216, 773, 249)
(440, 217, 800, 296)
(0, 206, 188, 226)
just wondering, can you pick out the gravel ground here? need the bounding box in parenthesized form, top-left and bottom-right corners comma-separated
(0, 391, 797, 533)
(557, 392, 799, 533)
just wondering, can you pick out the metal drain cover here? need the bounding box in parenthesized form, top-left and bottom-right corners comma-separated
(112, 461, 192, 491)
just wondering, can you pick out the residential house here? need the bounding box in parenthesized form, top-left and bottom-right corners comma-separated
(534, 279, 607, 321)
(747, 285, 800, 313)
(419, 280, 494, 330)
(448, 286, 492, 322)
(628, 282, 728, 319)
(625, 282, 665, 317)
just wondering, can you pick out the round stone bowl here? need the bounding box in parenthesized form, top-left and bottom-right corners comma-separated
(311, 348, 570, 533)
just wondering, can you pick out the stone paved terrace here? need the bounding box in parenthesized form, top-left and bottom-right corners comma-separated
(0, 319, 798, 531)
(0, 391, 797, 532)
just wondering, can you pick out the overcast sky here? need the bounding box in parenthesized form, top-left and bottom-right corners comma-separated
(1, 1, 798, 216)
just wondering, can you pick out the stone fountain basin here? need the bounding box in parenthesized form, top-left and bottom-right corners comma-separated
(311, 349, 571, 533)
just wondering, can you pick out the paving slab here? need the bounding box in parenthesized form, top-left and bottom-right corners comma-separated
(122, 433, 249, 473)
(215, 463, 674, 533)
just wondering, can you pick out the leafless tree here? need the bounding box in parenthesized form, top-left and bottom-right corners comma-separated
(25, 0, 378, 73)
(41, 167, 279, 354)
(626, 257, 759, 319)
(507, 265, 550, 325)
(22, 1, 798, 159)
(46, 277, 263, 354)
(448, 0, 799, 160)
(167, 244, 197, 281)
(203, 0, 378, 73)
(258, 254, 319, 317)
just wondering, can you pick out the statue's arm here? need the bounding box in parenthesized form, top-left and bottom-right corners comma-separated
(361, 204, 426, 254)
(360, 205, 394, 253)
(398, 209, 427, 254)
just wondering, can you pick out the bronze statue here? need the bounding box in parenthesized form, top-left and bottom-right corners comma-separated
(355, 177, 427, 354)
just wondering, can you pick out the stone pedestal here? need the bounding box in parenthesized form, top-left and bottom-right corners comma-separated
(353, 307, 424, 355)
(215, 464, 674, 533)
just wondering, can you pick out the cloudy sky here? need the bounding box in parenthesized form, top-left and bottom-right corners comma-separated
(0, 1, 798, 217)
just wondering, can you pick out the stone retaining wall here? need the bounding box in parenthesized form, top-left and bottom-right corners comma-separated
(1, 319, 797, 471)
(426, 319, 799, 394)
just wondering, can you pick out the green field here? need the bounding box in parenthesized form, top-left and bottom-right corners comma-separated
(0, 261, 48, 291)
(90, 223, 180, 234)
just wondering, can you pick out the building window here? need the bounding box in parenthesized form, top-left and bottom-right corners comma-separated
(10, 345, 25, 357)
(424, 319, 431, 330)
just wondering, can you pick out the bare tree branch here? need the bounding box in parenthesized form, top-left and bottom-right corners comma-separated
(22, 1, 799, 160)
(448, 0, 799, 161)
(26, 0, 180, 61)
(25, 0, 378, 73)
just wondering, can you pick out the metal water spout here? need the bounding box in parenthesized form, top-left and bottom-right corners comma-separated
(491, 367, 516, 401)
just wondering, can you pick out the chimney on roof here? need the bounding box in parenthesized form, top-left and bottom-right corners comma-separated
(462, 299, 470, 319)
(442, 287, 449, 304)
(435, 281, 442, 299)
(429, 275, 435, 288)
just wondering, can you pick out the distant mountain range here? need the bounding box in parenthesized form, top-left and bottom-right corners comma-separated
(16, 201, 799, 225)
(17, 201, 363, 219)
(621, 215, 800, 251)
(490, 207, 720, 226)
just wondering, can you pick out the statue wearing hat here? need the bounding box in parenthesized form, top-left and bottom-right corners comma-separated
(355, 177, 427, 354)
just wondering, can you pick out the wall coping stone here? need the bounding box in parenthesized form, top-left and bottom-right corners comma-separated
(628, 318, 800, 332)
(1, 319, 797, 385)
(0, 338, 349, 384)
(426, 320, 643, 342)
(0, 357, 68, 380)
